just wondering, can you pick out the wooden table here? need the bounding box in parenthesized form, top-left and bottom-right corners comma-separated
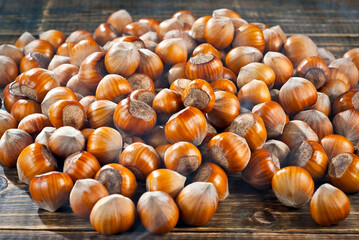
(0, 0, 359, 239)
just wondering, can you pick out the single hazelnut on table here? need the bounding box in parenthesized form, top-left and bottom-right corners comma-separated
(287, 140, 328, 181)
(181, 79, 215, 113)
(207, 132, 251, 174)
(146, 169, 186, 198)
(152, 89, 184, 124)
(87, 100, 117, 128)
(310, 183, 350, 226)
(90, 194, 136, 235)
(0, 44, 24, 65)
(228, 112, 267, 150)
(296, 56, 329, 89)
(20, 52, 50, 73)
(48, 55, 70, 71)
(119, 142, 161, 181)
(63, 151, 101, 182)
(280, 120, 319, 150)
(185, 52, 223, 82)
(30, 171, 73, 212)
(164, 141, 202, 175)
(95, 163, 137, 198)
(86, 127, 123, 165)
(272, 166, 314, 208)
(293, 109, 333, 140)
(0, 129, 33, 168)
(242, 148, 280, 190)
(225, 46, 263, 75)
(193, 162, 229, 201)
(176, 182, 218, 226)
(252, 101, 287, 139)
(279, 77, 318, 115)
(165, 106, 208, 146)
(327, 152, 359, 193)
(69, 39, 103, 67)
(77, 52, 108, 90)
(232, 24, 265, 54)
(284, 34, 318, 68)
(41, 87, 77, 117)
(261, 140, 290, 167)
(113, 97, 157, 136)
(3, 81, 27, 112)
(137, 191, 179, 234)
(69, 178, 109, 218)
(207, 90, 240, 129)
(321, 134, 354, 161)
(24, 39, 54, 59)
(18, 113, 52, 137)
(19, 68, 60, 103)
(127, 73, 155, 93)
(48, 126, 86, 159)
(14, 31, 35, 50)
(48, 99, 85, 130)
(263, 51, 293, 89)
(95, 74, 132, 103)
(105, 41, 140, 77)
(0, 109, 18, 138)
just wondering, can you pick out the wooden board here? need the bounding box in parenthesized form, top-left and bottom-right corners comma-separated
(0, 0, 358, 56)
(1, 165, 359, 239)
(0, 0, 359, 238)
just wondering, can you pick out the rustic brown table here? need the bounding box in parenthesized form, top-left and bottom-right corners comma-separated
(0, 0, 359, 239)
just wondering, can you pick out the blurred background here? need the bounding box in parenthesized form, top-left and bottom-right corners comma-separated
(0, 0, 358, 56)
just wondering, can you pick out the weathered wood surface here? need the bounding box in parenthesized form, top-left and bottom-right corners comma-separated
(1, 165, 359, 239)
(0, 0, 359, 239)
(0, 0, 358, 56)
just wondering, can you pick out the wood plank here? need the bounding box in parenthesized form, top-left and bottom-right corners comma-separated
(0, 230, 359, 240)
(0, 0, 358, 37)
(0, 0, 357, 58)
(1, 166, 359, 234)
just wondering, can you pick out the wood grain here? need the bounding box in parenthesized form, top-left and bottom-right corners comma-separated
(0, 0, 359, 239)
(0, 0, 358, 56)
(1, 231, 359, 240)
(1, 165, 359, 236)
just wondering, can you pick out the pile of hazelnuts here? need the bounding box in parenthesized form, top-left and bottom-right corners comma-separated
(0, 8, 359, 235)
